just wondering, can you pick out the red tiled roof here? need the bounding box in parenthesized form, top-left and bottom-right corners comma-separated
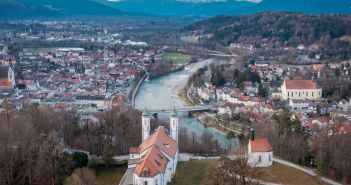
(284, 80, 317, 89)
(129, 147, 140, 154)
(139, 126, 177, 158)
(250, 138, 273, 152)
(134, 146, 169, 177)
(0, 79, 12, 89)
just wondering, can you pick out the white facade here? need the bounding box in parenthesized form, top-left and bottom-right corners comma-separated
(289, 99, 309, 112)
(142, 113, 150, 140)
(8, 67, 15, 88)
(248, 149, 273, 168)
(247, 130, 273, 168)
(281, 80, 322, 100)
(121, 109, 179, 185)
(170, 114, 178, 142)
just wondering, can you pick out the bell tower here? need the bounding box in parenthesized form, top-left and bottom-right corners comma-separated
(170, 107, 178, 142)
(142, 107, 150, 140)
(8, 67, 15, 88)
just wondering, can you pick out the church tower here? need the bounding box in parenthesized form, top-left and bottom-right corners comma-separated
(142, 107, 150, 140)
(8, 67, 15, 88)
(170, 107, 178, 142)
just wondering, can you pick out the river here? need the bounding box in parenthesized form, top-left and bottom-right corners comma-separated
(135, 59, 239, 151)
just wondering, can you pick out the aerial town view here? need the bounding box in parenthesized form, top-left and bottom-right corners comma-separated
(0, 0, 351, 185)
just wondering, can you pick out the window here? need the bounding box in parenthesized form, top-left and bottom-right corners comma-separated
(299, 92, 301, 97)
(258, 155, 262, 162)
(306, 92, 308, 96)
(144, 181, 148, 185)
(312, 92, 314, 97)
(269, 155, 271, 162)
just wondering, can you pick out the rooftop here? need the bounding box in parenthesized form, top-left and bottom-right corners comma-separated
(284, 80, 318, 90)
(250, 138, 273, 152)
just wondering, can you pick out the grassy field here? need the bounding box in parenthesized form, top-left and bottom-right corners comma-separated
(260, 162, 326, 185)
(162, 53, 191, 64)
(95, 166, 127, 185)
(170, 160, 217, 185)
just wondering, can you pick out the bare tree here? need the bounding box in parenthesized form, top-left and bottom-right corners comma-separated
(64, 168, 96, 185)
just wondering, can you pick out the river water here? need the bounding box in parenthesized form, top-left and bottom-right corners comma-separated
(135, 59, 239, 150)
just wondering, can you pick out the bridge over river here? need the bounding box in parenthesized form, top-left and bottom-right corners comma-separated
(147, 105, 215, 114)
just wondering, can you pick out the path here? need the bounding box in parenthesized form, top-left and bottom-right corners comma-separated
(273, 158, 342, 185)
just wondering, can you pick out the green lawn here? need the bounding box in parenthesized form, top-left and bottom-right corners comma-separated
(260, 162, 327, 185)
(162, 53, 191, 64)
(95, 166, 127, 185)
(170, 160, 217, 185)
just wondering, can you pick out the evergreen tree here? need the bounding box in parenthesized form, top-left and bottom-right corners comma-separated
(72, 152, 89, 168)
(102, 142, 115, 168)
(257, 84, 268, 98)
(316, 151, 327, 176)
(334, 67, 340, 77)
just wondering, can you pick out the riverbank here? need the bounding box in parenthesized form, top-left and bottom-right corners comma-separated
(193, 112, 229, 136)
(129, 73, 147, 107)
(149, 65, 185, 80)
(178, 82, 195, 106)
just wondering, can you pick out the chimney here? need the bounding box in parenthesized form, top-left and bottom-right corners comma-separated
(250, 128, 255, 141)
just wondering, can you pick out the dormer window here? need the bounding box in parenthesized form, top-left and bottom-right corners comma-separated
(143, 168, 149, 176)
(163, 143, 169, 148)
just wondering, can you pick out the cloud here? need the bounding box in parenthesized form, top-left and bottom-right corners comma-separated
(236, 0, 262, 3)
(176, 0, 263, 3)
(107, 0, 125, 2)
(177, 0, 227, 2)
(106, 0, 263, 3)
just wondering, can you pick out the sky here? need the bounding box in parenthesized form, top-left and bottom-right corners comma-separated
(106, 0, 263, 3)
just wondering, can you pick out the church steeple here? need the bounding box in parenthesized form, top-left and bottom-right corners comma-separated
(8, 67, 15, 88)
(170, 107, 178, 142)
(142, 107, 150, 140)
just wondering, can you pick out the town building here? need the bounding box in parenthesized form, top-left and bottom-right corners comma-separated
(0, 66, 15, 90)
(248, 129, 273, 167)
(281, 80, 322, 100)
(289, 99, 309, 112)
(120, 108, 179, 185)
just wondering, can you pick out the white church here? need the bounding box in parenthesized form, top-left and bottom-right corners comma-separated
(248, 128, 273, 167)
(0, 66, 15, 90)
(120, 108, 179, 185)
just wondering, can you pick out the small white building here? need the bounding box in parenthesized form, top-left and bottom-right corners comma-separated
(248, 129, 273, 167)
(289, 99, 309, 112)
(338, 99, 350, 111)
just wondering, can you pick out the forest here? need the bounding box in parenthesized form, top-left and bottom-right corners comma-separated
(182, 12, 351, 61)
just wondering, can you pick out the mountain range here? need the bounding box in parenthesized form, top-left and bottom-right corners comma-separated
(0, 0, 125, 19)
(0, 0, 350, 19)
(98, 0, 351, 16)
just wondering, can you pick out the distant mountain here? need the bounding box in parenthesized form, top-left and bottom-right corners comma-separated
(96, 0, 351, 17)
(0, 0, 62, 19)
(183, 12, 351, 46)
(0, 0, 126, 19)
(95, 0, 256, 16)
(236, 0, 351, 14)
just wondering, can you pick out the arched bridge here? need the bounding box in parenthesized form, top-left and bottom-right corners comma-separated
(147, 106, 215, 114)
